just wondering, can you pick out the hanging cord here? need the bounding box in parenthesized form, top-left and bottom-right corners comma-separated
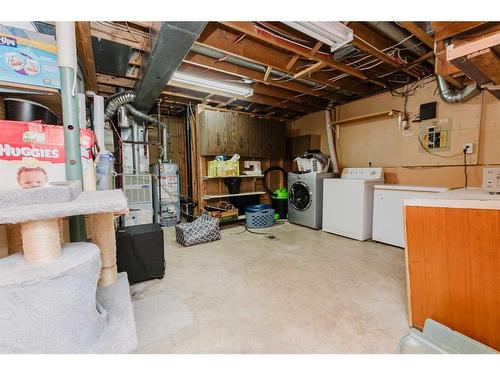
(463, 148, 468, 189)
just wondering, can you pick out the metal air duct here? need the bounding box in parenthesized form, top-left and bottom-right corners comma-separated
(133, 22, 207, 112)
(436, 75, 479, 103)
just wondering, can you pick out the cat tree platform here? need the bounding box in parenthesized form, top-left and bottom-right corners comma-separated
(0, 182, 137, 353)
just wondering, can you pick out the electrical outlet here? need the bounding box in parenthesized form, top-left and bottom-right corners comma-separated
(463, 143, 473, 154)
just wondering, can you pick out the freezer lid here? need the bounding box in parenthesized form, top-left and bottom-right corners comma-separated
(374, 184, 450, 193)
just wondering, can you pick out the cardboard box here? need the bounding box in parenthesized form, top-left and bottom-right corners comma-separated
(0, 120, 95, 191)
(0, 24, 60, 89)
(207, 160, 240, 177)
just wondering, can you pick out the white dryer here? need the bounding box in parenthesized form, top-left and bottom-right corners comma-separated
(288, 172, 333, 229)
(322, 168, 384, 240)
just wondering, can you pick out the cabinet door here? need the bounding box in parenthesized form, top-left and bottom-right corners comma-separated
(235, 115, 250, 157)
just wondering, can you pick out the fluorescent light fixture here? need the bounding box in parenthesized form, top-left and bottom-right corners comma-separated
(169, 72, 253, 98)
(284, 22, 353, 52)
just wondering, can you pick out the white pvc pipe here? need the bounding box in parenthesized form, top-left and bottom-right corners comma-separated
(325, 109, 339, 174)
(55, 22, 78, 71)
(93, 95, 106, 151)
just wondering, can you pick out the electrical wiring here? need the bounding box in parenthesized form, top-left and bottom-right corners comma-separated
(417, 135, 465, 159)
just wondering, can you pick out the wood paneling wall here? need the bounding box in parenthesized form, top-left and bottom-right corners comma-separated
(405, 205, 500, 350)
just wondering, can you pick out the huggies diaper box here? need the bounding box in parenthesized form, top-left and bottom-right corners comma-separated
(0, 120, 95, 191)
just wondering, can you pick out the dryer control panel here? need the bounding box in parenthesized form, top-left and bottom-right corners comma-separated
(341, 167, 384, 180)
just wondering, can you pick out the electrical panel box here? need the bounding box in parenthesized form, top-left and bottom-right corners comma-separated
(419, 119, 451, 152)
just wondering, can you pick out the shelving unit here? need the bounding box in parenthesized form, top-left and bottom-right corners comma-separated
(202, 191, 265, 200)
(331, 110, 400, 126)
(202, 174, 264, 180)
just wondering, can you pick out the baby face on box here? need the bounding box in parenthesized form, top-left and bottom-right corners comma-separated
(17, 166, 48, 189)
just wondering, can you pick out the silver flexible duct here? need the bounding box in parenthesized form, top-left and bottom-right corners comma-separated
(104, 90, 136, 120)
(436, 75, 479, 103)
(104, 90, 166, 127)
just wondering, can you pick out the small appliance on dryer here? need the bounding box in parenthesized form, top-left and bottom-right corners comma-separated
(288, 172, 333, 229)
(322, 167, 384, 240)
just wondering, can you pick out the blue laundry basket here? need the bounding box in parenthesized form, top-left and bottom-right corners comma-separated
(245, 207, 275, 228)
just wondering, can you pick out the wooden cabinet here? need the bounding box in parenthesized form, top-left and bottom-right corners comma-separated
(404, 200, 500, 351)
(198, 108, 286, 158)
(286, 134, 321, 159)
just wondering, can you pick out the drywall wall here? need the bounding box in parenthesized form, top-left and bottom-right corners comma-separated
(288, 79, 500, 187)
(336, 77, 485, 168)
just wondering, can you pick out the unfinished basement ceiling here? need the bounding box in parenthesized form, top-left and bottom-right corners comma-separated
(90, 21, 438, 119)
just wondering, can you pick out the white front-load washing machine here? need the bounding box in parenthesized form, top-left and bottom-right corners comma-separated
(288, 172, 333, 229)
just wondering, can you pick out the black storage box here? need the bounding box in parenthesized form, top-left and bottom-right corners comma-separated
(116, 223, 165, 284)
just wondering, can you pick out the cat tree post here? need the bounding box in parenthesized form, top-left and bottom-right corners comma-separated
(6, 224, 22, 254)
(89, 212, 117, 286)
(0, 226, 7, 258)
(21, 219, 62, 263)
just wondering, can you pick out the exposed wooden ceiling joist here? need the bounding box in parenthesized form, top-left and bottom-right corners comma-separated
(184, 51, 338, 104)
(397, 22, 435, 48)
(179, 61, 326, 109)
(220, 21, 367, 79)
(197, 24, 370, 96)
(75, 22, 98, 92)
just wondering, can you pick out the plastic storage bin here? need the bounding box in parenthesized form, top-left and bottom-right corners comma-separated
(245, 207, 275, 228)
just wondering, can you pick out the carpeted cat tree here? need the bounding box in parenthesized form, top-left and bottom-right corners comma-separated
(0, 182, 137, 353)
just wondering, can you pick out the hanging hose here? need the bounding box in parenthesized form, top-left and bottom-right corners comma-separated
(262, 166, 287, 197)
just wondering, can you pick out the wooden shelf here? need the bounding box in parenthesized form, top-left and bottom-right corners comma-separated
(331, 110, 399, 126)
(203, 191, 266, 200)
(201, 174, 264, 180)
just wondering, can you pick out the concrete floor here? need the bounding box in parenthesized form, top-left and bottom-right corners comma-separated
(131, 222, 410, 353)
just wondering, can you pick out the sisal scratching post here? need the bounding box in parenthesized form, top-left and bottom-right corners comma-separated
(6, 224, 23, 255)
(0, 225, 8, 259)
(90, 213, 117, 286)
(21, 219, 61, 263)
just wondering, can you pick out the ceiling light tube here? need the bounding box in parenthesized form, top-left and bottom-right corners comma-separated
(284, 22, 353, 52)
(169, 72, 253, 98)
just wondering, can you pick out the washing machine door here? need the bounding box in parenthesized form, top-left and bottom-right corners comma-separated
(289, 181, 312, 211)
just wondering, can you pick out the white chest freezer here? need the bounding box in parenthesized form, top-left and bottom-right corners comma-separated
(372, 185, 450, 248)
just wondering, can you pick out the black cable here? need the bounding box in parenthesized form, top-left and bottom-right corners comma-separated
(464, 148, 468, 189)
(232, 224, 275, 239)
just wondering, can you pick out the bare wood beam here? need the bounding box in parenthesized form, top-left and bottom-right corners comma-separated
(196, 28, 370, 96)
(294, 61, 326, 79)
(75, 22, 98, 92)
(263, 66, 272, 81)
(286, 54, 300, 70)
(220, 21, 368, 80)
(311, 41, 323, 54)
(398, 22, 434, 48)
(90, 22, 148, 50)
(183, 53, 336, 105)
(177, 63, 319, 111)
(96, 73, 136, 88)
(467, 48, 500, 84)
(349, 22, 420, 79)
